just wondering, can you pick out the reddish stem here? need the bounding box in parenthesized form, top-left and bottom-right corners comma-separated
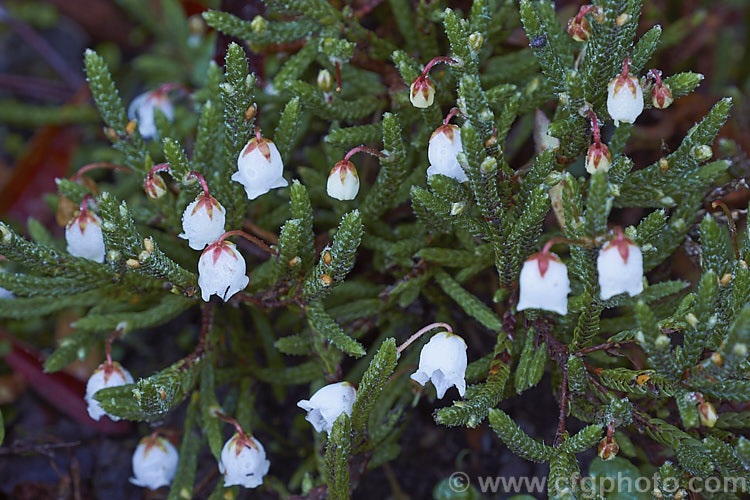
(648, 69, 663, 86)
(148, 163, 171, 178)
(334, 61, 342, 94)
(154, 82, 191, 96)
(104, 325, 125, 367)
(71, 162, 131, 181)
(215, 411, 249, 440)
(218, 230, 277, 256)
(188, 171, 211, 199)
(344, 145, 386, 162)
(79, 193, 94, 214)
(396, 322, 453, 355)
(621, 57, 631, 77)
(254, 125, 263, 142)
(587, 109, 602, 146)
(575, 4, 596, 23)
(711, 201, 740, 259)
(443, 107, 462, 126)
(422, 56, 458, 77)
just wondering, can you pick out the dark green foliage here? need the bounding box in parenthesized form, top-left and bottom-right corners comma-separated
(2, 0, 746, 497)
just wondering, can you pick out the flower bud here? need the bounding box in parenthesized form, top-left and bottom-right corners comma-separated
(85, 361, 134, 421)
(598, 436, 619, 460)
(232, 136, 288, 200)
(326, 160, 360, 200)
(427, 124, 467, 183)
(597, 236, 644, 300)
(468, 32, 483, 52)
(127, 90, 175, 140)
(607, 73, 644, 126)
(698, 401, 718, 428)
(517, 252, 570, 315)
(297, 381, 357, 434)
(651, 82, 673, 109)
(144, 173, 168, 199)
(409, 75, 435, 108)
(179, 194, 226, 250)
(198, 240, 250, 302)
(317, 69, 334, 93)
(585, 142, 611, 174)
(567, 12, 591, 41)
(218, 433, 270, 488)
(130, 435, 179, 489)
(410, 331, 467, 399)
(66, 210, 106, 263)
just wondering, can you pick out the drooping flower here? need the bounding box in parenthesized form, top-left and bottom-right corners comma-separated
(127, 89, 175, 140)
(607, 58, 644, 126)
(179, 172, 225, 251)
(297, 382, 357, 434)
(66, 200, 105, 263)
(649, 69, 674, 109)
(218, 432, 270, 488)
(130, 435, 179, 490)
(410, 75, 435, 108)
(567, 5, 594, 41)
(409, 56, 456, 109)
(585, 110, 611, 174)
(232, 129, 288, 200)
(85, 361, 134, 421)
(410, 331, 468, 399)
(144, 165, 169, 200)
(327, 160, 360, 200)
(597, 231, 644, 300)
(198, 239, 249, 302)
(517, 245, 570, 315)
(598, 436, 619, 461)
(427, 124, 467, 183)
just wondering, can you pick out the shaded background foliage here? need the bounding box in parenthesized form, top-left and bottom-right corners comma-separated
(0, 0, 748, 499)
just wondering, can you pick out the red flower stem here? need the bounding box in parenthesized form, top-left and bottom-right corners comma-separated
(576, 4, 596, 22)
(79, 193, 95, 213)
(396, 322, 453, 355)
(586, 110, 602, 146)
(254, 125, 263, 142)
(422, 56, 458, 77)
(104, 325, 125, 366)
(188, 171, 211, 199)
(218, 230, 277, 256)
(147, 163, 171, 179)
(71, 162, 131, 181)
(443, 107, 462, 126)
(215, 412, 245, 436)
(621, 57, 631, 77)
(648, 69, 663, 86)
(344, 145, 386, 162)
(334, 61, 342, 94)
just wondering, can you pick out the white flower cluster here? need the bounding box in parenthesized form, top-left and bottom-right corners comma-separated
(518, 236, 645, 315)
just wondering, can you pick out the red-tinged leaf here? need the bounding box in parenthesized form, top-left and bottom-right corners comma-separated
(0, 331, 131, 435)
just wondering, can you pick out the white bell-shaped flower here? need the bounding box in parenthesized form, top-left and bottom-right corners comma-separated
(607, 65, 644, 126)
(517, 251, 570, 315)
(130, 435, 179, 490)
(410, 331, 467, 398)
(585, 142, 611, 174)
(85, 361, 134, 421)
(597, 236, 644, 300)
(232, 136, 288, 200)
(198, 240, 249, 302)
(297, 381, 357, 434)
(410, 75, 435, 108)
(218, 433, 270, 488)
(66, 211, 105, 263)
(127, 90, 174, 140)
(179, 194, 226, 250)
(427, 124, 468, 183)
(326, 160, 360, 200)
